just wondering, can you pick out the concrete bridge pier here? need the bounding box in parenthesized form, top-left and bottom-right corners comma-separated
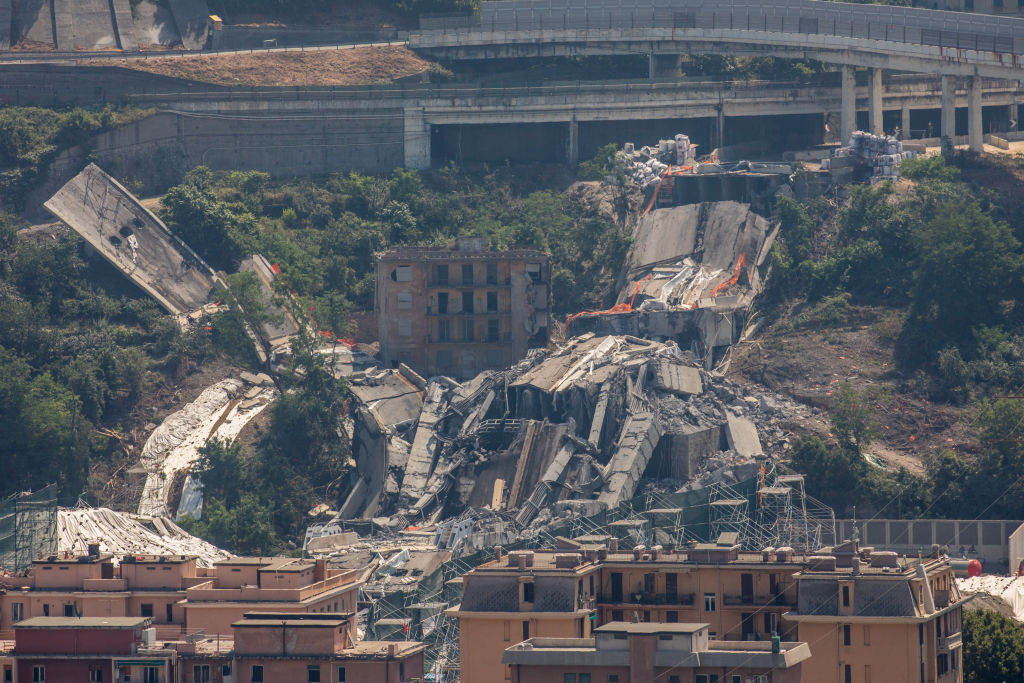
(969, 76, 984, 153)
(941, 75, 957, 149)
(869, 67, 884, 135)
(566, 120, 580, 166)
(840, 65, 857, 146)
(901, 105, 911, 139)
(649, 53, 683, 79)
(404, 107, 432, 170)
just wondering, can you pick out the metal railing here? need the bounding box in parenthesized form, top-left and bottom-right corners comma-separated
(418, 0, 1024, 56)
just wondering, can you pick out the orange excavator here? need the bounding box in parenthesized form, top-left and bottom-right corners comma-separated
(565, 273, 653, 329)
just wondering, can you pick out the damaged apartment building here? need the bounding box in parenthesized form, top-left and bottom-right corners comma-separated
(375, 236, 551, 378)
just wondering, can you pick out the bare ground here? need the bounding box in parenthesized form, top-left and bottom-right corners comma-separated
(89, 45, 433, 86)
(728, 304, 978, 476)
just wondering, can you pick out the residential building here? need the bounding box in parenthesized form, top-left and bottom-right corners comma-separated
(503, 621, 811, 683)
(179, 613, 427, 683)
(375, 236, 551, 378)
(1, 554, 363, 642)
(182, 558, 361, 638)
(785, 541, 964, 683)
(4, 616, 177, 683)
(451, 536, 966, 683)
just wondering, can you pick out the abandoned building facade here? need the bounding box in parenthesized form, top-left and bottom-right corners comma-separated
(375, 237, 551, 379)
(452, 540, 965, 683)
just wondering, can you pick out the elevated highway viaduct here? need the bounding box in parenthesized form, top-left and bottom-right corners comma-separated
(130, 75, 1022, 171)
(410, 0, 1024, 151)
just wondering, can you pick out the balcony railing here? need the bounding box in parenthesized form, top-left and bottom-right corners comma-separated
(428, 278, 512, 288)
(723, 593, 796, 608)
(598, 592, 695, 606)
(938, 631, 962, 651)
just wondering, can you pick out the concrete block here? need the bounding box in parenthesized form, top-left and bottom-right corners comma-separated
(725, 413, 762, 457)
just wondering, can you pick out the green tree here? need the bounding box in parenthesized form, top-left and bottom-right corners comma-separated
(192, 439, 245, 508)
(963, 609, 1024, 683)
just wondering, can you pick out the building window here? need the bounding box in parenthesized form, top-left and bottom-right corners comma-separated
(397, 291, 412, 309)
(937, 654, 949, 676)
(222, 666, 232, 676)
(4, 666, 11, 683)
(666, 611, 678, 623)
(397, 319, 412, 337)
(607, 677, 620, 683)
(338, 668, 346, 683)
(462, 319, 475, 342)
(764, 612, 777, 634)
(732, 677, 742, 683)
(669, 677, 681, 683)
(487, 291, 498, 311)
(523, 582, 535, 603)
(487, 262, 498, 284)
(141, 603, 154, 618)
(694, 676, 707, 683)
(63, 603, 74, 617)
(308, 665, 321, 683)
(438, 292, 449, 313)
(251, 665, 264, 683)
(864, 624, 871, 645)
(42, 604, 49, 617)
(143, 668, 159, 683)
(462, 290, 474, 313)
(487, 319, 500, 342)
(708, 632, 717, 640)
(394, 265, 412, 282)
(435, 264, 448, 286)
(953, 649, 959, 669)
(11, 602, 23, 622)
(89, 669, 103, 683)
(462, 264, 474, 285)
(965, 0, 974, 8)
(704, 593, 717, 612)
(526, 263, 541, 282)
(844, 664, 852, 683)
(995, 0, 1004, 8)
(612, 610, 623, 621)
(843, 623, 851, 646)
(438, 319, 451, 342)
(32, 666, 43, 683)
(523, 621, 530, 641)
(564, 676, 576, 683)
(192, 666, 210, 683)
(842, 585, 850, 607)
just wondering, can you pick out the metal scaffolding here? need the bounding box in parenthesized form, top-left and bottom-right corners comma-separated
(0, 484, 58, 572)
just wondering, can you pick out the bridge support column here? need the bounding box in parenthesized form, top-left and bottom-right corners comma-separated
(901, 105, 911, 140)
(840, 65, 856, 146)
(868, 67, 884, 136)
(403, 108, 431, 170)
(566, 119, 579, 166)
(941, 75, 956, 146)
(649, 53, 682, 79)
(968, 76, 984, 153)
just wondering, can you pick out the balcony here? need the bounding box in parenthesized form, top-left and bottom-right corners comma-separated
(598, 592, 695, 606)
(722, 593, 796, 608)
(427, 278, 512, 288)
(426, 308, 511, 316)
(426, 333, 513, 344)
(938, 631, 962, 651)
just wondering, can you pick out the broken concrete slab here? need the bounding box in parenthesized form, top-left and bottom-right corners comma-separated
(45, 164, 225, 320)
(652, 359, 703, 396)
(725, 412, 763, 457)
(597, 411, 663, 509)
(239, 254, 301, 346)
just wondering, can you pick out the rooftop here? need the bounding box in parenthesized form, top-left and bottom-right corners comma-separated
(338, 640, 428, 660)
(595, 622, 708, 634)
(15, 616, 149, 629)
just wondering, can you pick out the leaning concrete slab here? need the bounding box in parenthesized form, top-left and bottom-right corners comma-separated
(597, 411, 663, 509)
(52, 0, 73, 50)
(401, 381, 451, 507)
(239, 254, 300, 347)
(652, 359, 703, 396)
(725, 413, 762, 457)
(70, 0, 119, 49)
(110, 0, 138, 50)
(44, 164, 225, 319)
(167, 0, 209, 49)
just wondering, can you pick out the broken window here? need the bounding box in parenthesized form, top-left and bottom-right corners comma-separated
(488, 319, 500, 342)
(435, 264, 448, 285)
(462, 263, 474, 285)
(393, 265, 412, 282)
(438, 319, 451, 342)
(398, 320, 412, 337)
(397, 291, 412, 310)
(438, 292, 449, 314)
(487, 291, 498, 312)
(487, 262, 498, 284)
(526, 263, 542, 283)
(462, 291, 474, 313)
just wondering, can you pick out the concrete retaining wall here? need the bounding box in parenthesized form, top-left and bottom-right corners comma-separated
(210, 26, 400, 50)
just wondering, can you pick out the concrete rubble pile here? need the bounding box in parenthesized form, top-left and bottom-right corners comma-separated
(326, 333, 809, 553)
(825, 130, 917, 181)
(615, 134, 697, 190)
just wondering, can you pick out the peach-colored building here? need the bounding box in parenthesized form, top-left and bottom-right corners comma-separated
(182, 558, 362, 638)
(1, 554, 363, 644)
(503, 622, 810, 683)
(785, 543, 964, 683)
(179, 612, 426, 683)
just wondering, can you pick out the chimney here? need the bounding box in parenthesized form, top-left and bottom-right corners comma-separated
(651, 545, 663, 561)
(762, 547, 776, 563)
(852, 557, 861, 575)
(494, 546, 503, 563)
(633, 545, 644, 561)
(808, 555, 837, 571)
(388, 644, 396, 658)
(314, 558, 326, 583)
(609, 538, 618, 552)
